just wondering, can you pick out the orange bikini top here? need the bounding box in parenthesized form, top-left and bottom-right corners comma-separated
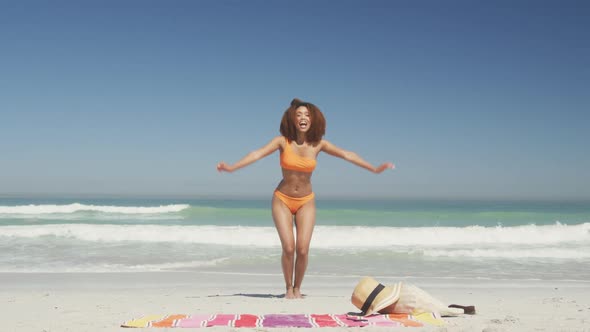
(280, 139, 317, 173)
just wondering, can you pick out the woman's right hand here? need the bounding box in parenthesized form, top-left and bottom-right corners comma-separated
(217, 162, 234, 173)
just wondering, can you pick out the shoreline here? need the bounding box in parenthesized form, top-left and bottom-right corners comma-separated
(3, 271, 590, 288)
(3, 272, 590, 331)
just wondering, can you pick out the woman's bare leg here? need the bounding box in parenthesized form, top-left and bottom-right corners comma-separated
(293, 198, 316, 298)
(272, 194, 296, 299)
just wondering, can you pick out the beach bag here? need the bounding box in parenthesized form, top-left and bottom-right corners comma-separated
(389, 283, 463, 316)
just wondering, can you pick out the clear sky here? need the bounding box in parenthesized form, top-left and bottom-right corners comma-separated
(1, 0, 589, 200)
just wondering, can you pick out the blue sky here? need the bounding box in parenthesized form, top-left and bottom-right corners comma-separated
(1, 0, 589, 200)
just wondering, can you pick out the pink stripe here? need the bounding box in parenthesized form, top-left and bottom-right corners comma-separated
(365, 314, 403, 327)
(336, 314, 367, 327)
(176, 314, 212, 328)
(206, 314, 236, 327)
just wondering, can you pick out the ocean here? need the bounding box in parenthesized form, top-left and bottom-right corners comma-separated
(1, 196, 589, 283)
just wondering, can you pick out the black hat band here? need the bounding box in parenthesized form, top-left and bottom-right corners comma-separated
(360, 283, 385, 315)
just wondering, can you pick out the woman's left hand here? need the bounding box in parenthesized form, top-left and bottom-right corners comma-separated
(374, 162, 395, 174)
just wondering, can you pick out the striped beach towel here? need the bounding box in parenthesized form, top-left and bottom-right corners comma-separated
(122, 312, 444, 328)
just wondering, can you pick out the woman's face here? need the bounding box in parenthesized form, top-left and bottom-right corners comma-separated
(295, 106, 311, 133)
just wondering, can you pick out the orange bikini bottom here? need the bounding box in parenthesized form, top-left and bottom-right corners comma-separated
(274, 190, 315, 214)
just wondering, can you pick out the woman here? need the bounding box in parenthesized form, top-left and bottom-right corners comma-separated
(217, 98, 394, 299)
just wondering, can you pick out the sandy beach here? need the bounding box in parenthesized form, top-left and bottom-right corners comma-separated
(2, 272, 589, 332)
(3, 0, 590, 330)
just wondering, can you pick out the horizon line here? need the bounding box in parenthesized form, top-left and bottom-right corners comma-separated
(1, 192, 589, 203)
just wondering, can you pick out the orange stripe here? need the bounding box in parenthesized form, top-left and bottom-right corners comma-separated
(152, 314, 188, 327)
(386, 313, 423, 327)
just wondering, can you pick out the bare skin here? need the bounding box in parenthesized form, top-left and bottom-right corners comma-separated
(217, 106, 394, 299)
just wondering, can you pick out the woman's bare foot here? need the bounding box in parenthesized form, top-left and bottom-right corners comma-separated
(293, 287, 303, 299)
(285, 286, 296, 299)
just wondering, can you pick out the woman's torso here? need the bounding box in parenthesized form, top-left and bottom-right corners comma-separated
(276, 137, 321, 197)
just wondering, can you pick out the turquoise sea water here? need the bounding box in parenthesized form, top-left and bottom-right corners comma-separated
(1, 196, 589, 282)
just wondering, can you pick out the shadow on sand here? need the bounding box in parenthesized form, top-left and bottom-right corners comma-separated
(207, 293, 285, 299)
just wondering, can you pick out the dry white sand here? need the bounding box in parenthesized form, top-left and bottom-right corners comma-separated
(2, 272, 589, 331)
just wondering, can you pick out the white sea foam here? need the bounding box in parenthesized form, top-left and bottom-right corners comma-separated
(114, 258, 232, 271)
(422, 248, 590, 259)
(0, 203, 190, 215)
(1, 223, 589, 248)
(0, 224, 281, 245)
(0, 258, 230, 273)
(314, 223, 590, 246)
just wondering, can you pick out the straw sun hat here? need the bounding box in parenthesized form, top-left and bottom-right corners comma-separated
(350, 277, 402, 316)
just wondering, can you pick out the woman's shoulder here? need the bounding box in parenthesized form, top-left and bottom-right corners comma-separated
(317, 139, 330, 148)
(272, 135, 288, 147)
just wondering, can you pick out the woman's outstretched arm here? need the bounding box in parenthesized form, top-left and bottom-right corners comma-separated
(217, 136, 283, 173)
(320, 140, 394, 174)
